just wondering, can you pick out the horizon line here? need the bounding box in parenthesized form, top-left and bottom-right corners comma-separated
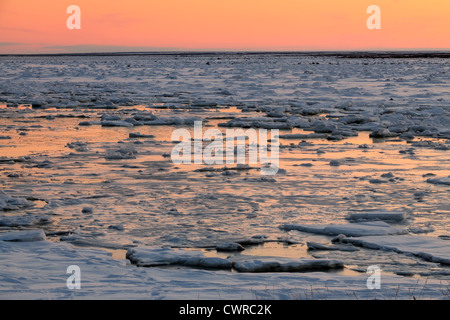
(2, 49, 450, 58)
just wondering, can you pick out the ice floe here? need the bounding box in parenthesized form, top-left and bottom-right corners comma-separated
(345, 210, 408, 222)
(0, 229, 46, 242)
(342, 235, 450, 265)
(126, 246, 345, 273)
(280, 221, 407, 237)
(216, 242, 245, 252)
(0, 214, 52, 227)
(126, 247, 232, 269)
(232, 256, 344, 273)
(426, 176, 450, 186)
(306, 241, 359, 252)
(0, 191, 35, 211)
(1, 238, 448, 299)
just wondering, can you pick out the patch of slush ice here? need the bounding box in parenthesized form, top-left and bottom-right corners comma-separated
(342, 235, 450, 265)
(280, 221, 407, 237)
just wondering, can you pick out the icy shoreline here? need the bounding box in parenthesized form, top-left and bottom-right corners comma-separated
(0, 230, 448, 300)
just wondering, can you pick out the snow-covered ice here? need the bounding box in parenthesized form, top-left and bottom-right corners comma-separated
(0, 229, 46, 242)
(426, 176, 450, 185)
(232, 256, 344, 273)
(346, 210, 408, 222)
(306, 241, 359, 252)
(343, 235, 450, 265)
(0, 191, 34, 211)
(0, 237, 449, 300)
(0, 53, 449, 299)
(126, 247, 232, 269)
(281, 221, 408, 237)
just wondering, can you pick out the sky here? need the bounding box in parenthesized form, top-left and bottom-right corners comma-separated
(0, 0, 449, 54)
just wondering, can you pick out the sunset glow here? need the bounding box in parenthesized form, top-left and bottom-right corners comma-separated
(1, 0, 449, 53)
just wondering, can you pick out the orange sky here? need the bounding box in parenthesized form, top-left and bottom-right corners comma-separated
(0, 0, 449, 53)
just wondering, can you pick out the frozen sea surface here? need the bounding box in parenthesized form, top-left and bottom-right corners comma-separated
(0, 53, 449, 299)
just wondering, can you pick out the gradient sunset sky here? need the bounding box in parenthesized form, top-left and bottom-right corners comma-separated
(1, 0, 449, 54)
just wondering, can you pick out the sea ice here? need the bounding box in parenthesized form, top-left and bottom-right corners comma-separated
(426, 176, 450, 186)
(342, 235, 450, 265)
(0, 191, 34, 211)
(126, 247, 232, 269)
(232, 256, 344, 273)
(306, 241, 359, 252)
(216, 242, 245, 252)
(280, 221, 407, 237)
(0, 215, 52, 227)
(345, 210, 408, 222)
(0, 229, 46, 242)
(101, 120, 134, 127)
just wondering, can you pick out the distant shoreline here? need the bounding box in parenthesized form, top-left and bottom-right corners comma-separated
(1, 51, 450, 58)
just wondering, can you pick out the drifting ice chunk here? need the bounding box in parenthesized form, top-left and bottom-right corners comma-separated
(216, 243, 245, 252)
(280, 221, 407, 237)
(306, 242, 359, 252)
(78, 121, 102, 126)
(232, 256, 344, 273)
(0, 229, 46, 242)
(126, 247, 231, 269)
(101, 114, 121, 121)
(369, 128, 398, 138)
(101, 120, 134, 127)
(342, 235, 450, 265)
(0, 215, 52, 227)
(277, 133, 328, 139)
(426, 176, 450, 186)
(129, 132, 155, 139)
(346, 211, 408, 222)
(104, 144, 137, 160)
(0, 191, 34, 211)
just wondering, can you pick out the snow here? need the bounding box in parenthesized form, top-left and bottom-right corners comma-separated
(0, 238, 448, 300)
(280, 221, 407, 237)
(343, 235, 450, 265)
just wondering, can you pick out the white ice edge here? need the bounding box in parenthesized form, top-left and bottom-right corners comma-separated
(280, 221, 407, 237)
(343, 235, 450, 265)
